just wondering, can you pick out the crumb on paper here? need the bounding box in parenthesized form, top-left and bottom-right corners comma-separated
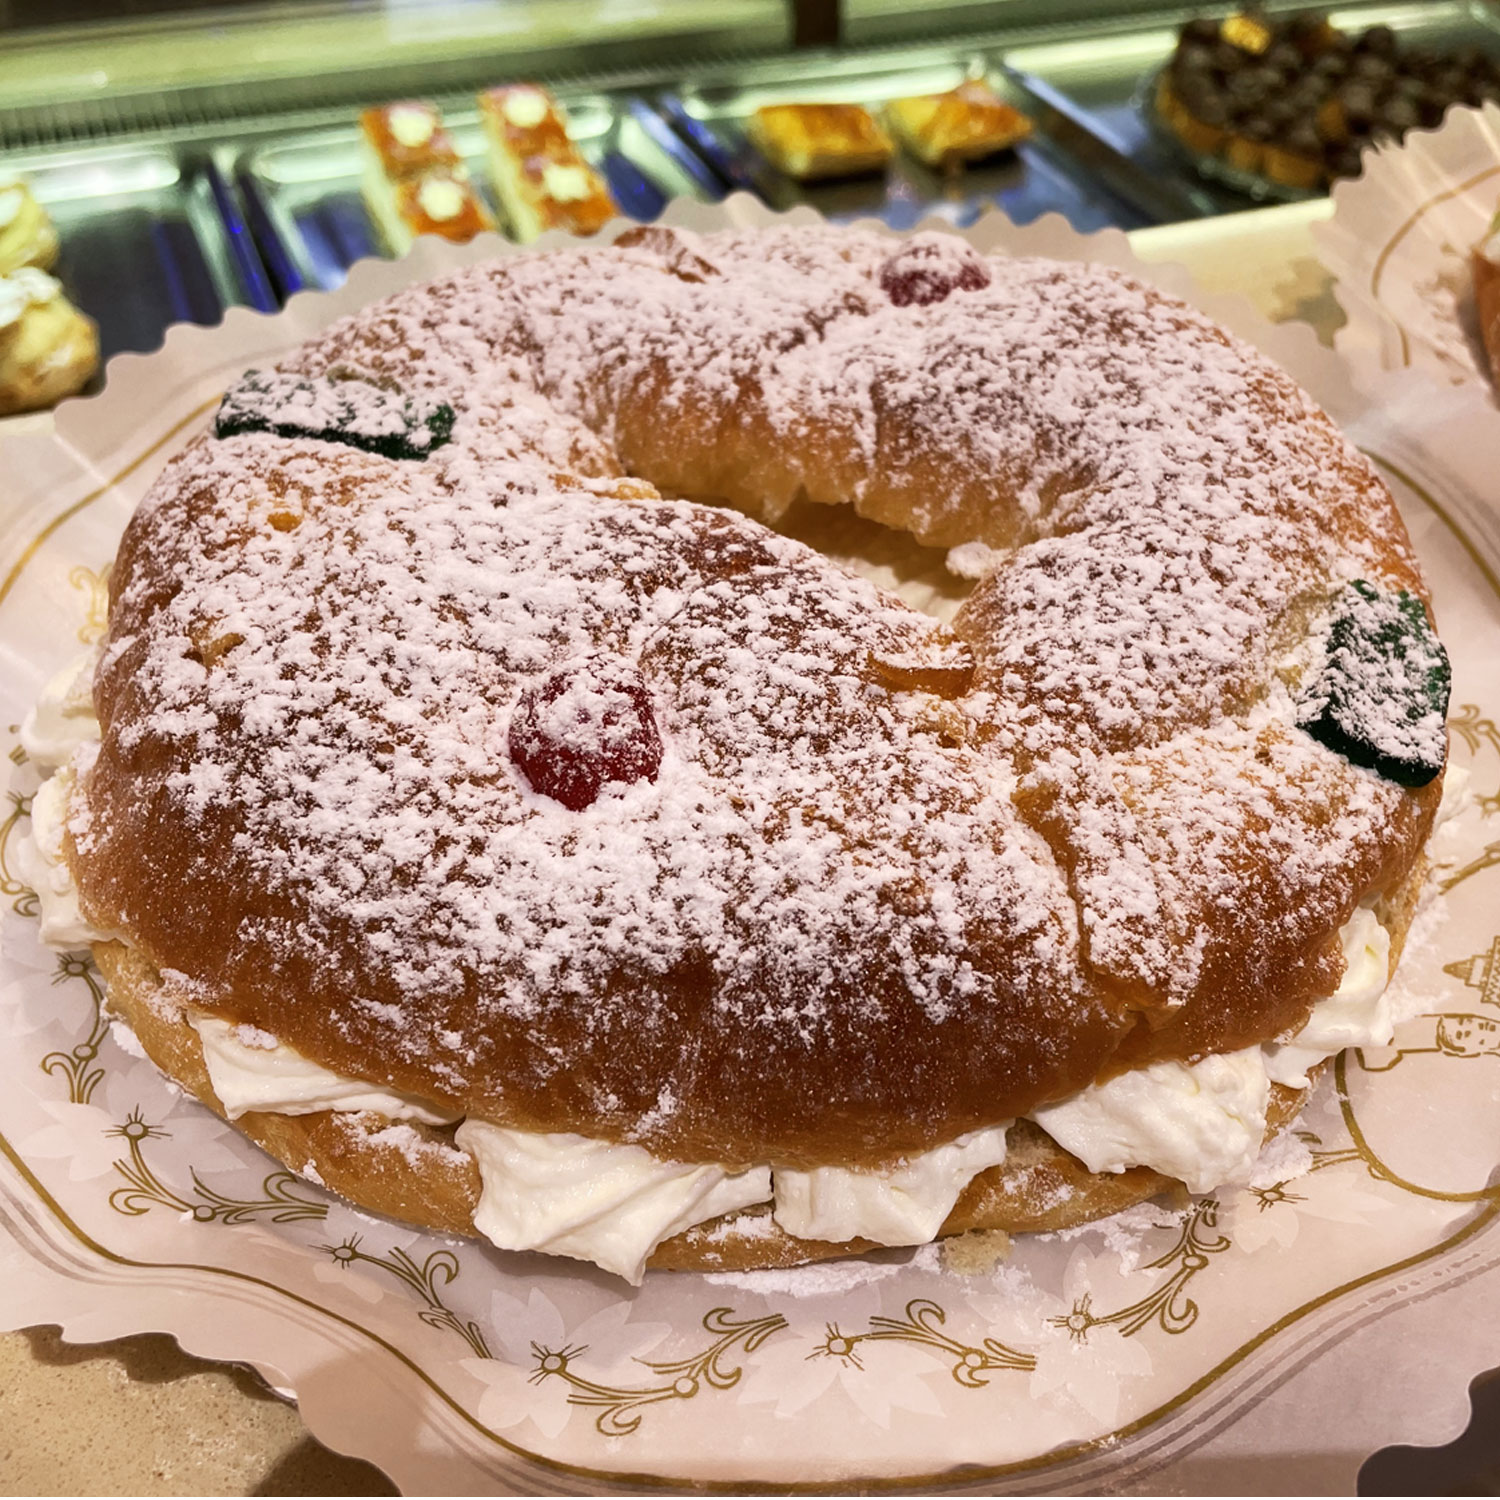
(940, 1228, 1013, 1275)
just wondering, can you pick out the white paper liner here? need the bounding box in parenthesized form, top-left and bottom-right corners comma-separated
(1315, 101, 1500, 395)
(2, 197, 1500, 1494)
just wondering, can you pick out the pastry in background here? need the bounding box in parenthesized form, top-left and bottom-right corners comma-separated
(359, 101, 461, 179)
(1472, 206, 1500, 383)
(383, 169, 494, 253)
(478, 85, 617, 242)
(886, 82, 1032, 171)
(1159, 11, 1500, 193)
(747, 103, 893, 181)
(0, 176, 59, 274)
(0, 266, 99, 415)
(358, 101, 494, 254)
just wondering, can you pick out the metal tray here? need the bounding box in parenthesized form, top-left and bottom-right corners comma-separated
(4, 144, 276, 365)
(658, 43, 1211, 234)
(1006, 0, 1500, 212)
(236, 93, 726, 296)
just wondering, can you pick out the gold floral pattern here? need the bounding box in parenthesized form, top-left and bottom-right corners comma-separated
(40, 953, 109, 1105)
(107, 1111, 328, 1225)
(1049, 1199, 1229, 1342)
(67, 563, 110, 645)
(1442, 706, 1500, 892)
(811, 1298, 1035, 1387)
(322, 1236, 492, 1360)
(1250, 1133, 1364, 1210)
(0, 401, 1496, 1483)
(531, 1307, 788, 1437)
(0, 788, 37, 919)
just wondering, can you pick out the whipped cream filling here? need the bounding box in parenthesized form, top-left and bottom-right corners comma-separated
(22, 649, 100, 767)
(1030, 1046, 1271, 1194)
(416, 175, 466, 223)
(0, 265, 61, 330)
(1262, 905, 1391, 1088)
(15, 652, 112, 947)
(188, 1013, 460, 1125)
(500, 87, 549, 129)
(1029, 898, 1397, 1190)
(541, 162, 591, 203)
(387, 104, 437, 148)
(772, 1124, 1011, 1245)
(15, 763, 110, 948)
(455, 1120, 770, 1284)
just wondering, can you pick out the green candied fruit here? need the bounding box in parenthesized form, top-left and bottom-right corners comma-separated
(1296, 580, 1450, 788)
(214, 369, 455, 461)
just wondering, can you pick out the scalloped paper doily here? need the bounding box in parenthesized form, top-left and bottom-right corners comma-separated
(1316, 100, 1500, 396)
(2, 198, 1500, 1493)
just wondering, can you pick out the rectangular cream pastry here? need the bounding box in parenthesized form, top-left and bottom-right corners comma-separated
(478, 84, 618, 243)
(358, 101, 495, 254)
(886, 82, 1032, 172)
(746, 102, 893, 181)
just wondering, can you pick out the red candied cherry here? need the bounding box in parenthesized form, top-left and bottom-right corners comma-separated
(508, 656, 664, 810)
(879, 234, 992, 307)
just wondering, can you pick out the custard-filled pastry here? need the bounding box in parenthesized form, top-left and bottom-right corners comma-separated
(358, 102, 495, 254)
(0, 177, 59, 275)
(20, 226, 1451, 1283)
(478, 84, 616, 242)
(0, 266, 98, 415)
(747, 102, 893, 180)
(886, 82, 1032, 170)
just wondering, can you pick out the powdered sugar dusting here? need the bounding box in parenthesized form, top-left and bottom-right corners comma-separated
(702, 1251, 909, 1297)
(72, 225, 1442, 1168)
(1249, 1127, 1315, 1190)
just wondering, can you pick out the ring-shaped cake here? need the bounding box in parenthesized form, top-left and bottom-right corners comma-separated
(21, 224, 1450, 1281)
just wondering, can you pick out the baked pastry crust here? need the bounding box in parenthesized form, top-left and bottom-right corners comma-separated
(747, 104, 894, 180)
(358, 102, 495, 253)
(66, 224, 1446, 1270)
(0, 271, 98, 415)
(886, 83, 1031, 171)
(359, 101, 465, 179)
(478, 85, 616, 242)
(0, 179, 58, 275)
(90, 938, 1325, 1272)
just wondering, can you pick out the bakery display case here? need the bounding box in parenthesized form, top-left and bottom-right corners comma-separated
(3, 0, 1500, 373)
(657, 43, 1199, 233)
(240, 91, 723, 295)
(1011, 1, 1500, 208)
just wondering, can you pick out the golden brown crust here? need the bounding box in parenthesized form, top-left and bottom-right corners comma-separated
(479, 85, 617, 240)
(885, 84, 1032, 171)
(0, 182, 59, 276)
(0, 290, 98, 415)
(359, 102, 464, 178)
(96, 942, 485, 1237)
(747, 105, 894, 181)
